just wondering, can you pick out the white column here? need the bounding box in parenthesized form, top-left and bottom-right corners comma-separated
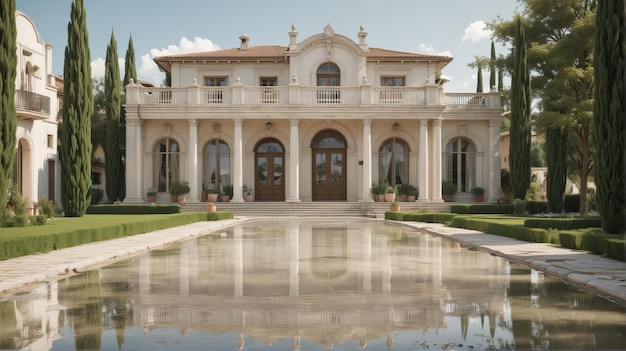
(418, 120, 429, 201)
(232, 119, 244, 202)
(432, 118, 443, 202)
(234, 226, 243, 297)
(125, 118, 143, 203)
(287, 119, 301, 202)
(188, 119, 199, 202)
(488, 119, 502, 202)
(362, 224, 372, 293)
(289, 225, 300, 296)
(361, 119, 373, 202)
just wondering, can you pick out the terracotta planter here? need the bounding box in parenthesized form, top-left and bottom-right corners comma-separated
(170, 194, 178, 202)
(474, 194, 484, 202)
(220, 195, 230, 202)
(245, 194, 255, 202)
(201, 192, 207, 202)
(407, 195, 416, 202)
(178, 194, 186, 206)
(147, 195, 156, 203)
(207, 193, 218, 202)
(384, 193, 396, 202)
(374, 194, 385, 202)
(206, 204, 216, 212)
(443, 194, 454, 202)
(389, 204, 400, 211)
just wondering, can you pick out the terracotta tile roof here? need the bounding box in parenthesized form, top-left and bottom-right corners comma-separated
(154, 45, 452, 71)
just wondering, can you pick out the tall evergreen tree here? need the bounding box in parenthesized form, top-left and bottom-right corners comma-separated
(509, 15, 531, 200)
(0, 0, 17, 210)
(119, 35, 137, 201)
(593, 0, 624, 234)
(546, 126, 568, 212)
(61, 0, 93, 216)
(105, 31, 121, 203)
(476, 66, 484, 93)
(489, 41, 496, 90)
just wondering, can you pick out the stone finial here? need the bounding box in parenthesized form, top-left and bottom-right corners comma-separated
(358, 25, 368, 48)
(289, 25, 298, 50)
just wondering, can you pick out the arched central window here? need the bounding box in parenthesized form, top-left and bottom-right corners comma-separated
(153, 138, 179, 192)
(203, 139, 231, 194)
(379, 138, 409, 187)
(316, 63, 340, 103)
(444, 137, 476, 193)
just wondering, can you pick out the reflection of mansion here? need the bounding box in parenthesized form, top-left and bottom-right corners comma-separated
(124, 24, 502, 204)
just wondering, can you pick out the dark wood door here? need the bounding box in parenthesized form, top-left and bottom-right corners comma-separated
(255, 154, 285, 201)
(312, 149, 346, 200)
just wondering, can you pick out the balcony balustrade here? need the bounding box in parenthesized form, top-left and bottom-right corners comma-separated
(126, 84, 501, 109)
(15, 90, 51, 117)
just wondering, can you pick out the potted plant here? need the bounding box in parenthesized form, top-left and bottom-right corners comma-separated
(471, 186, 485, 202)
(384, 184, 397, 202)
(370, 182, 386, 202)
(389, 200, 400, 211)
(398, 184, 418, 202)
(221, 185, 233, 202)
(442, 181, 457, 202)
(243, 184, 254, 202)
(206, 202, 216, 212)
(169, 181, 190, 205)
(146, 188, 157, 203)
(205, 187, 218, 202)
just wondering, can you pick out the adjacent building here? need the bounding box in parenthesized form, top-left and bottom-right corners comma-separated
(14, 11, 60, 211)
(124, 24, 502, 204)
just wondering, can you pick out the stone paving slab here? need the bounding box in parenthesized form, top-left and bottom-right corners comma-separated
(0, 219, 248, 296)
(1, 217, 625, 307)
(397, 221, 626, 306)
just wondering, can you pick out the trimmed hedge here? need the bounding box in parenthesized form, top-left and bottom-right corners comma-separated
(451, 204, 514, 214)
(449, 216, 559, 244)
(559, 230, 624, 261)
(563, 194, 580, 213)
(524, 217, 602, 230)
(384, 211, 406, 221)
(86, 204, 181, 214)
(0, 211, 234, 261)
(526, 201, 548, 214)
(402, 212, 457, 224)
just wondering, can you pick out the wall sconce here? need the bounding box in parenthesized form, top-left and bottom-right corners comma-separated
(393, 122, 399, 131)
(265, 122, 273, 131)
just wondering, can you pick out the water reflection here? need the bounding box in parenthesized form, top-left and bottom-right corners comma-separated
(0, 219, 624, 350)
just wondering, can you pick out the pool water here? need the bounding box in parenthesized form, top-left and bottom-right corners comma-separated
(1, 218, 624, 350)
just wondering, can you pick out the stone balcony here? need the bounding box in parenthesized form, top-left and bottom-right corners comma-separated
(125, 83, 501, 110)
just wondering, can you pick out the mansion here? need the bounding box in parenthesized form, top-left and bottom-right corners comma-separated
(124, 24, 503, 204)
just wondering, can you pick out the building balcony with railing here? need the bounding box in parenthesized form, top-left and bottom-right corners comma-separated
(125, 82, 501, 110)
(15, 89, 51, 119)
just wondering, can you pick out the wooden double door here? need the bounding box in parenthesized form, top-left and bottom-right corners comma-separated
(255, 139, 285, 201)
(312, 130, 347, 201)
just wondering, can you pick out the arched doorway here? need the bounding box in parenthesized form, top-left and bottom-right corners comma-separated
(203, 139, 231, 194)
(254, 138, 285, 201)
(379, 138, 410, 187)
(444, 137, 476, 193)
(153, 138, 180, 193)
(311, 130, 346, 201)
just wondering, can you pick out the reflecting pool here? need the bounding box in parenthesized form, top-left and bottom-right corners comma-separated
(0, 219, 624, 350)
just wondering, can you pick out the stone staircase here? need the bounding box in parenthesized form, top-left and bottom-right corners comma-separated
(176, 200, 453, 218)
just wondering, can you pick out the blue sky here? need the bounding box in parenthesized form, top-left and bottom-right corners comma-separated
(16, 0, 520, 92)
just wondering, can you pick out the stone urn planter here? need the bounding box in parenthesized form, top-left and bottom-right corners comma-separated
(206, 203, 216, 212)
(389, 202, 400, 211)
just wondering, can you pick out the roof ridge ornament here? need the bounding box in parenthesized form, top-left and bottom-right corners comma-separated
(323, 23, 335, 38)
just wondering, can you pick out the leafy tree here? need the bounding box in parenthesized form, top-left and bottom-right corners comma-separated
(490, 0, 597, 214)
(593, 0, 624, 233)
(0, 0, 16, 211)
(61, 0, 93, 216)
(509, 15, 532, 200)
(105, 31, 122, 203)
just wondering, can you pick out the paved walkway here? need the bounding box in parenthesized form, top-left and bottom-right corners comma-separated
(1, 218, 624, 306)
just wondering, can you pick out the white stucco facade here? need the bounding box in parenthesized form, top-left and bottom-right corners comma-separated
(124, 25, 502, 204)
(14, 11, 60, 210)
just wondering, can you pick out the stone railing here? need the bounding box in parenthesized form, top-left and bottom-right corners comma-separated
(126, 82, 501, 109)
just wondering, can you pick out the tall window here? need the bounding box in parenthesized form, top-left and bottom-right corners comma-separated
(380, 76, 405, 103)
(203, 139, 231, 193)
(444, 137, 476, 193)
(317, 63, 340, 103)
(379, 138, 409, 186)
(380, 77, 405, 86)
(153, 138, 180, 192)
(260, 77, 278, 103)
(205, 77, 228, 103)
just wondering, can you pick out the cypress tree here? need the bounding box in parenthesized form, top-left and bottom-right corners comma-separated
(593, 0, 625, 234)
(509, 15, 531, 200)
(123, 35, 136, 87)
(61, 0, 93, 216)
(105, 31, 121, 203)
(0, 0, 17, 210)
(476, 66, 483, 93)
(546, 126, 568, 213)
(489, 40, 496, 91)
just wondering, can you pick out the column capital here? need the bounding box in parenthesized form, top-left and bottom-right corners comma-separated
(433, 118, 443, 126)
(362, 118, 372, 127)
(233, 118, 243, 126)
(188, 119, 198, 126)
(289, 118, 299, 126)
(420, 119, 429, 127)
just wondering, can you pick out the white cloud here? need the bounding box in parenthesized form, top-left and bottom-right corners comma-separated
(418, 43, 452, 57)
(137, 36, 220, 86)
(462, 21, 493, 43)
(91, 57, 126, 81)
